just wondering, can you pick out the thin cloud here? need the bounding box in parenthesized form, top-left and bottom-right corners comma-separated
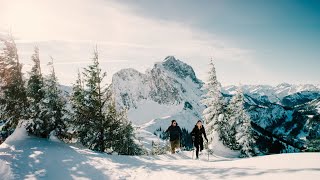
(51, 60, 129, 65)
(0, 0, 257, 85)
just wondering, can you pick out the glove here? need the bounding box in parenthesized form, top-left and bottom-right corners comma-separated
(192, 136, 195, 141)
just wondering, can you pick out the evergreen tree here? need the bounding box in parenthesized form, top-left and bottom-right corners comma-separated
(27, 58, 67, 138)
(79, 48, 109, 152)
(306, 138, 320, 152)
(69, 69, 87, 140)
(225, 88, 243, 150)
(109, 105, 141, 155)
(26, 47, 45, 128)
(119, 120, 141, 155)
(0, 36, 28, 133)
(180, 128, 193, 150)
(228, 88, 255, 157)
(202, 59, 226, 145)
(72, 48, 141, 154)
(236, 113, 255, 157)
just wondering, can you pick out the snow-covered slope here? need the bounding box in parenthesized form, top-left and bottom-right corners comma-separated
(1, 124, 319, 180)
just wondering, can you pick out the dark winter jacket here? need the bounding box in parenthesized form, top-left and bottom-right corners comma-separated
(191, 125, 208, 144)
(166, 125, 182, 141)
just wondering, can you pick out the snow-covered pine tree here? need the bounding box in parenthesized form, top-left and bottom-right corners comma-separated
(120, 120, 142, 155)
(26, 47, 45, 132)
(0, 36, 28, 133)
(226, 88, 242, 150)
(69, 69, 87, 140)
(27, 57, 67, 138)
(180, 128, 193, 150)
(236, 113, 255, 157)
(104, 100, 121, 152)
(72, 48, 141, 154)
(79, 48, 109, 152)
(202, 59, 226, 146)
(228, 88, 255, 157)
(306, 138, 320, 152)
(108, 105, 142, 155)
(44, 58, 67, 138)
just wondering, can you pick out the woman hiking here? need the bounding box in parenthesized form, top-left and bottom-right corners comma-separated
(191, 120, 208, 159)
(165, 120, 182, 154)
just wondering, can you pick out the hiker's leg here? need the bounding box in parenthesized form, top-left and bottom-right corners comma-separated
(176, 139, 180, 150)
(173, 139, 180, 152)
(200, 140, 204, 151)
(195, 143, 200, 158)
(170, 141, 175, 154)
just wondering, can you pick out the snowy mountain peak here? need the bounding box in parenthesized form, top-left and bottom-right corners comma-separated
(161, 56, 202, 85)
(275, 83, 292, 89)
(163, 55, 177, 62)
(113, 68, 145, 81)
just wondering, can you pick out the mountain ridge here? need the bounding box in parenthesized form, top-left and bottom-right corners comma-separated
(110, 56, 320, 154)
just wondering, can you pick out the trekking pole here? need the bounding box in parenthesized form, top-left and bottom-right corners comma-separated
(180, 138, 182, 152)
(192, 140, 195, 159)
(207, 141, 209, 161)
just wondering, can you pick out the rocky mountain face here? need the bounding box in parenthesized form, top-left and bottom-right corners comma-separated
(112, 56, 204, 127)
(281, 91, 320, 107)
(112, 56, 203, 109)
(111, 56, 320, 154)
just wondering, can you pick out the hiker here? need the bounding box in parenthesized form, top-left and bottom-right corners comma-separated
(191, 120, 208, 159)
(165, 120, 182, 154)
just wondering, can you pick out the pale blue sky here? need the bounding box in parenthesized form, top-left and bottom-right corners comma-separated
(0, 0, 319, 85)
(119, 0, 320, 84)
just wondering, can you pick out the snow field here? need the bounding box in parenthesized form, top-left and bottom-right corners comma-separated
(1, 124, 319, 180)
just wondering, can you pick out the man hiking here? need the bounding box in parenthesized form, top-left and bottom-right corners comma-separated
(165, 120, 182, 154)
(191, 120, 208, 159)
